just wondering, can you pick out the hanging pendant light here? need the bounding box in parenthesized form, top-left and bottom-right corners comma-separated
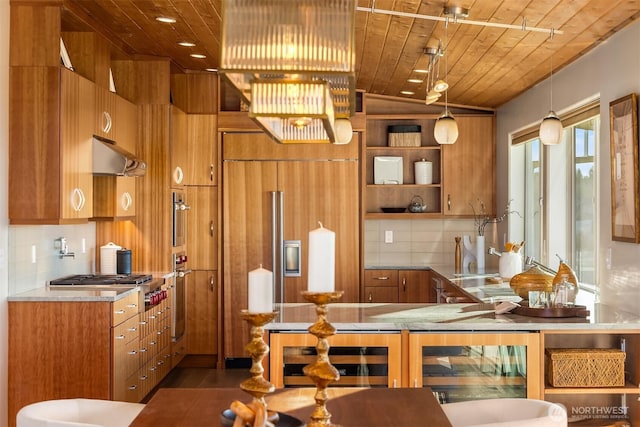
(219, 0, 356, 144)
(424, 39, 442, 105)
(434, 14, 458, 145)
(539, 29, 562, 145)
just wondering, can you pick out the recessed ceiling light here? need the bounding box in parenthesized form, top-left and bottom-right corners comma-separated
(407, 79, 423, 84)
(205, 68, 218, 72)
(414, 69, 429, 74)
(178, 42, 196, 47)
(190, 53, 206, 59)
(156, 16, 176, 23)
(400, 90, 415, 95)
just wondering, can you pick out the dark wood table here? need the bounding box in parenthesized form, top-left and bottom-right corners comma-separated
(131, 387, 453, 426)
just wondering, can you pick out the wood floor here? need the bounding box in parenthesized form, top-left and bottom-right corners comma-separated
(144, 364, 250, 402)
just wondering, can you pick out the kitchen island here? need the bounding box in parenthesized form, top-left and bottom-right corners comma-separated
(266, 302, 640, 425)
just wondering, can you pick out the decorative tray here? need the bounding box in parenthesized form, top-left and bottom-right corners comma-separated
(513, 301, 590, 318)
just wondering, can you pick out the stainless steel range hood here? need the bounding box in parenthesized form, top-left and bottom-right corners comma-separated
(93, 135, 146, 177)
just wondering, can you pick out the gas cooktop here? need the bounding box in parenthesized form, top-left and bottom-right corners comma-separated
(49, 274, 153, 286)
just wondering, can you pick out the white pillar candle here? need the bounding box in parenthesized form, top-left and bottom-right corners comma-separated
(308, 222, 335, 292)
(248, 264, 273, 313)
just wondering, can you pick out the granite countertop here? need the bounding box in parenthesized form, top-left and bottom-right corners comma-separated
(7, 285, 140, 302)
(268, 302, 637, 332)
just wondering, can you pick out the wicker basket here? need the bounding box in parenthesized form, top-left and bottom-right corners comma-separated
(388, 125, 421, 147)
(546, 348, 625, 387)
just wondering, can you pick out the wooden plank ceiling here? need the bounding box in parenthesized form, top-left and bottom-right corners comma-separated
(61, 0, 640, 109)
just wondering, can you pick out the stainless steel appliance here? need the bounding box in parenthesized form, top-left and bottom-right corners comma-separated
(172, 191, 190, 247)
(172, 251, 191, 341)
(49, 273, 152, 286)
(48, 273, 165, 308)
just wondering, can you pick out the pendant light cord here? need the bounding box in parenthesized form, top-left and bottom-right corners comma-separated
(444, 16, 449, 111)
(549, 28, 555, 111)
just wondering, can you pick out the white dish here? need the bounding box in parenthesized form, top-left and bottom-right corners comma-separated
(374, 156, 403, 185)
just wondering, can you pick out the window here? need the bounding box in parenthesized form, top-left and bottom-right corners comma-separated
(510, 103, 599, 291)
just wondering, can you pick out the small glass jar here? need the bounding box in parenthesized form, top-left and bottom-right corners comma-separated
(553, 275, 577, 307)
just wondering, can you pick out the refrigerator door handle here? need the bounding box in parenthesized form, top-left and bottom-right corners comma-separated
(271, 191, 278, 303)
(278, 191, 285, 303)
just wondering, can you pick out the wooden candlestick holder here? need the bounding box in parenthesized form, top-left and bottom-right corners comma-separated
(229, 310, 278, 427)
(301, 291, 344, 427)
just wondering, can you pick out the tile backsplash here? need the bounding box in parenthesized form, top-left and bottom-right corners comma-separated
(364, 218, 500, 269)
(8, 223, 96, 295)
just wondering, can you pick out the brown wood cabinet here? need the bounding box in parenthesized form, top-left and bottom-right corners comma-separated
(186, 270, 218, 355)
(442, 116, 496, 216)
(170, 106, 188, 188)
(222, 132, 360, 359)
(93, 176, 137, 219)
(185, 115, 218, 186)
(8, 292, 143, 427)
(94, 86, 141, 155)
(399, 269, 431, 303)
(364, 269, 432, 303)
(364, 269, 399, 303)
(186, 186, 218, 270)
(362, 95, 495, 219)
(9, 67, 95, 223)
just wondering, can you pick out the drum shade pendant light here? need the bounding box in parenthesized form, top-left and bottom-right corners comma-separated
(434, 14, 458, 145)
(539, 29, 562, 145)
(219, 0, 356, 144)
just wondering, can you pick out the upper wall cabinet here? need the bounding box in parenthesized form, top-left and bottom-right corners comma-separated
(9, 67, 95, 223)
(95, 86, 138, 154)
(442, 116, 495, 216)
(363, 95, 496, 218)
(170, 106, 188, 188)
(185, 115, 218, 186)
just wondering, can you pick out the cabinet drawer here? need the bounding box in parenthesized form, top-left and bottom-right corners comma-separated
(364, 270, 398, 286)
(115, 369, 143, 403)
(114, 338, 141, 378)
(364, 286, 399, 303)
(112, 292, 141, 326)
(113, 314, 140, 349)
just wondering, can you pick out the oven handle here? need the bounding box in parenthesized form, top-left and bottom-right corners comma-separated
(176, 269, 193, 278)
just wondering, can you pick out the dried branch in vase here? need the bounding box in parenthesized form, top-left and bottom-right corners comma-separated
(471, 199, 521, 236)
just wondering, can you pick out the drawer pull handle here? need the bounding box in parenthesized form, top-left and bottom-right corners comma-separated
(128, 350, 137, 355)
(128, 385, 137, 391)
(374, 276, 389, 280)
(140, 348, 147, 353)
(150, 366, 157, 372)
(139, 321, 148, 325)
(115, 335, 125, 340)
(127, 304, 137, 308)
(139, 375, 148, 381)
(128, 327, 137, 332)
(368, 292, 372, 302)
(114, 310, 125, 315)
(150, 340, 157, 345)
(393, 379, 397, 388)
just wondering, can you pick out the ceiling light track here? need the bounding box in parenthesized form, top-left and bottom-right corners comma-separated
(356, 6, 563, 36)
